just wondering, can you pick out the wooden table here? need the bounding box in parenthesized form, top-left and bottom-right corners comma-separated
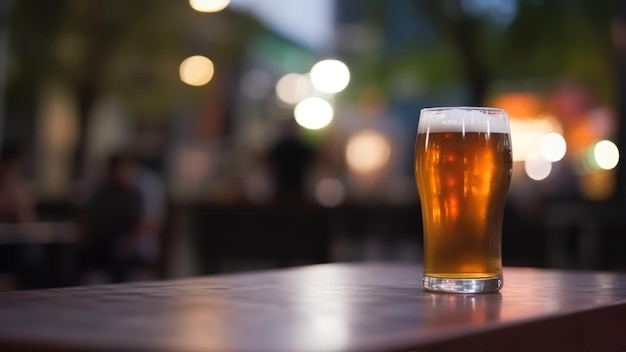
(0, 263, 625, 352)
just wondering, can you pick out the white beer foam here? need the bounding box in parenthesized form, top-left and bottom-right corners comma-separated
(418, 108, 509, 134)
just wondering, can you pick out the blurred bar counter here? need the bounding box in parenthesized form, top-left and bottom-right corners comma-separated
(185, 200, 626, 274)
(2, 199, 626, 291)
(0, 222, 77, 244)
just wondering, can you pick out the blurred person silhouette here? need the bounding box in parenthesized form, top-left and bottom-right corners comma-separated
(134, 159, 165, 277)
(0, 141, 43, 289)
(78, 153, 143, 283)
(0, 142, 35, 223)
(269, 119, 316, 202)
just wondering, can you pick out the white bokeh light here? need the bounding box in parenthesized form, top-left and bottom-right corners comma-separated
(315, 178, 345, 207)
(310, 59, 350, 94)
(345, 130, 391, 174)
(189, 0, 230, 12)
(524, 151, 552, 181)
(508, 116, 561, 161)
(594, 140, 619, 170)
(294, 97, 333, 130)
(540, 132, 567, 162)
(179, 56, 215, 86)
(275, 73, 313, 105)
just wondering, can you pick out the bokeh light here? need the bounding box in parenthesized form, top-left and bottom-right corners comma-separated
(315, 178, 345, 207)
(524, 151, 552, 181)
(345, 130, 391, 174)
(294, 97, 333, 130)
(189, 0, 230, 13)
(509, 116, 561, 161)
(540, 132, 567, 162)
(310, 59, 350, 94)
(275, 73, 314, 105)
(242, 173, 272, 204)
(490, 92, 543, 119)
(594, 140, 619, 170)
(178, 148, 211, 182)
(179, 56, 215, 86)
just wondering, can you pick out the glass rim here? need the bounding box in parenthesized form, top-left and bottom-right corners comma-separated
(420, 106, 506, 114)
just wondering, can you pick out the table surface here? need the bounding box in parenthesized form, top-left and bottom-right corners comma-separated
(1, 263, 626, 352)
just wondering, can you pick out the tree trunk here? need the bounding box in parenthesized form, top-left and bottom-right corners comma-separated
(73, 86, 96, 180)
(413, 0, 489, 106)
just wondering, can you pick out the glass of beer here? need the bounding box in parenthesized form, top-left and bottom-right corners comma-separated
(415, 107, 512, 293)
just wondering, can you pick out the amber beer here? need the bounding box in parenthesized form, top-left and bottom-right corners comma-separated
(415, 107, 512, 293)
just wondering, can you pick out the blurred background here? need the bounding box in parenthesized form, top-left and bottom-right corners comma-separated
(0, 0, 624, 290)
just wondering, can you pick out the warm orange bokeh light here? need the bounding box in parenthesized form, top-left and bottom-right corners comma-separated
(490, 93, 543, 119)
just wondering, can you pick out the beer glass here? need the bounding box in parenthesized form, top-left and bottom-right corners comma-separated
(415, 107, 512, 293)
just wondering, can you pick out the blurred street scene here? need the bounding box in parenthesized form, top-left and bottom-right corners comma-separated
(0, 0, 625, 290)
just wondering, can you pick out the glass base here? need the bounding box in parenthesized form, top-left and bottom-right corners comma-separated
(423, 275, 502, 293)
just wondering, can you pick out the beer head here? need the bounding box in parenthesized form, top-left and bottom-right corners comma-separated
(418, 108, 509, 134)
